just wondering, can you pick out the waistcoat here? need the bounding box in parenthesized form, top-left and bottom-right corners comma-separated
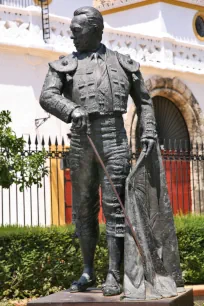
(69, 48, 131, 115)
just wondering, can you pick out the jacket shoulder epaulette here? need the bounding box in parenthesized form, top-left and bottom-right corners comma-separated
(49, 52, 78, 73)
(116, 52, 140, 73)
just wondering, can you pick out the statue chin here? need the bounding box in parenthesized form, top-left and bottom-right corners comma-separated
(75, 45, 89, 53)
(75, 41, 101, 53)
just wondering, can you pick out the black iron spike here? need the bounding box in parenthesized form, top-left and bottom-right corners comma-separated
(55, 136, 58, 147)
(35, 135, 38, 145)
(48, 136, 52, 147)
(28, 135, 31, 146)
(62, 136, 65, 147)
(42, 136, 45, 147)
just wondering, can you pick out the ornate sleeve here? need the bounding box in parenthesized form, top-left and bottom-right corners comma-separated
(40, 67, 79, 124)
(130, 70, 157, 140)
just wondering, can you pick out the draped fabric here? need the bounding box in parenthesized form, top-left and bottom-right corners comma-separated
(123, 142, 183, 300)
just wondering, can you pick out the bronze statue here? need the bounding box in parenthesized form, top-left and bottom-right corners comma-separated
(40, 6, 184, 300)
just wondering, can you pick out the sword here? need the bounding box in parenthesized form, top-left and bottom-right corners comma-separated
(87, 134, 144, 259)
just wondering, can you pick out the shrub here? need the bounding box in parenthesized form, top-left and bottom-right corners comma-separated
(0, 215, 204, 300)
(174, 215, 204, 284)
(0, 225, 108, 299)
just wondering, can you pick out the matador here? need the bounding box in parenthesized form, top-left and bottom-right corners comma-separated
(40, 6, 183, 299)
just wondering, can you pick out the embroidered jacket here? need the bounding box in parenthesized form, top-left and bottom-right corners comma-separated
(40, 44, 157, 140)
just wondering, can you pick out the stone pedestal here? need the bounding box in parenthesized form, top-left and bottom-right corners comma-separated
(28, 288, 193, 306)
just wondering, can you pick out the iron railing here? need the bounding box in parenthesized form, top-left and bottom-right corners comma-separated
(0, 0, 39, 7)
(0, 137, 204, 227)
(0, 0, 51, 42)
(0, 136, 70, 227)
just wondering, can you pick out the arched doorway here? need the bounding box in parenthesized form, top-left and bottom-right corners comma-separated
(125, 76, 204, 215)
(153, 96, 191, 214)
(153, 96, 190, 149)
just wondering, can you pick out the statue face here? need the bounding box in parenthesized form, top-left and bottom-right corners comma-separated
(70, 14, 100, 52)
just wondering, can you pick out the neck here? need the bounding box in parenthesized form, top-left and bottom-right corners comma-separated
(90, 43, 101, 52)
(78, 42, 102, 54)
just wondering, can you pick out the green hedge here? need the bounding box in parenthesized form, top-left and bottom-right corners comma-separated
(0, 225, 108, 300)
(175, 215, 204, 285)
(0, 215, 204, 300)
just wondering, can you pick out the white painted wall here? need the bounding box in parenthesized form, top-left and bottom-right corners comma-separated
(49, 0, 93, 19)
(0, 50, 70, 144)
(160, 3, 203, 44)
(103, 3, 166, 36)
(182, 79, 204, 113)
(103, 2, 204, 45)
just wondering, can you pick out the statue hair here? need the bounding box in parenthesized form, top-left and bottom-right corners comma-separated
(74, 6, 104, 38)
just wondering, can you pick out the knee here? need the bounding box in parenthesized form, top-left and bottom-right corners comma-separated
(76, 216, 99, 238)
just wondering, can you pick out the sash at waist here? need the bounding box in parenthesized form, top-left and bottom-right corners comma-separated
(88, 111, 123, 121)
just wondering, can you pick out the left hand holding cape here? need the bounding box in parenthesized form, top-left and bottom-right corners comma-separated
(123, 141, 184, 300)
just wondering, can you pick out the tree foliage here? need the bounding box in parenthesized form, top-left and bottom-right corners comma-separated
(0, 110, 48, 191)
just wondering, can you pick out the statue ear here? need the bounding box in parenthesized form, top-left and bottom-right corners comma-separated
(92, 25, 99, 34)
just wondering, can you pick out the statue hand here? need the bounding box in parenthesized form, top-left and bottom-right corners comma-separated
(141, 138, 156, 157)
(71, 107, 87, 130)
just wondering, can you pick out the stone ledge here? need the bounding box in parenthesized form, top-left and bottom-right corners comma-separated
(28, 288, 193, 306)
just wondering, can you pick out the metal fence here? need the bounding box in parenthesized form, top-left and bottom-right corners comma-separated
(0, 137, 204, 227)
(133, 139, 204, 215)
(0, 136, 70, 227)
(0, 0, 41, 7)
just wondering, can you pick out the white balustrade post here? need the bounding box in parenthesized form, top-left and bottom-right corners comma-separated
(162, 39, 174, 68)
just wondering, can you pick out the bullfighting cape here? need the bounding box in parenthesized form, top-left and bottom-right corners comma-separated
(123, 141, 183, 300)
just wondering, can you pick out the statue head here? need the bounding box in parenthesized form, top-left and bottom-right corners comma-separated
(70, 6, 104, 53)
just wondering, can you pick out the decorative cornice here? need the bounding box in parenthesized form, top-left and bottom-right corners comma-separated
(102, 28, 204, 75)
(1, 4, 204, 75)
(94, 0, 145, 11)
(94, 0, 204, 14)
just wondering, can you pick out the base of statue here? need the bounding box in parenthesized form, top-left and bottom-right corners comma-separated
(28, 288, 193, 306)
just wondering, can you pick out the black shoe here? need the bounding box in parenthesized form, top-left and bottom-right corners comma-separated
(70, 273, 96, 293)
(102, 283, 122, 296)
(102, 270, 122, 296)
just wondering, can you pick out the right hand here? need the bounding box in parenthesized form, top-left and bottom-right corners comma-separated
(71, 107, 87, 130)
